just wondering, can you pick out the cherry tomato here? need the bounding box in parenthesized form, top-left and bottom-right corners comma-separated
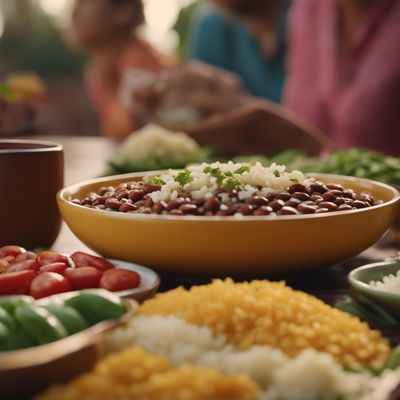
(0, 270, 35, 295)
(13, 251, 37, 264)
(0, 245, 26, 258)
(1, 255, 15, 264)
(39, 263, 69, 275)
(37, 251, 69, 267)
(0, 260, 10, 274)
(29, 272, 72, 299)
(8, 259, 41, 273)
(99, 269, 140, 292)
(64, 267, 103, 289)
(71, 252, 114, 272)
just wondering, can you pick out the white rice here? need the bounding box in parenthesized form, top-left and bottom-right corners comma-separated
(369, 269, 400, 293)
(147, 161, 313, 203)
(106, 315, 393, 400)
(116, 124, 201, 164)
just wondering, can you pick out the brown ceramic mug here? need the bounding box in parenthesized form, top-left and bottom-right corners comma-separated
(0, 140, 64, 249)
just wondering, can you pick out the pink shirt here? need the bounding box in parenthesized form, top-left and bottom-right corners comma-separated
(283, 0, 400, 156)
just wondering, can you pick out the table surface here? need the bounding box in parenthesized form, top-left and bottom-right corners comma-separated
(38, 135, 400, 343)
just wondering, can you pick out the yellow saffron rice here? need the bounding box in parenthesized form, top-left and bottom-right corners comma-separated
(139, 279, 389, 367)
(36, 347, 259, 400)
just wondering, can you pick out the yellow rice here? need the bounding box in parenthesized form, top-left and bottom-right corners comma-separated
(139, 279, 390, 367)
(36, 347, 259, 400)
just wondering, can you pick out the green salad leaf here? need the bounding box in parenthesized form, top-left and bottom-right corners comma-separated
(175, 170, 193, 186)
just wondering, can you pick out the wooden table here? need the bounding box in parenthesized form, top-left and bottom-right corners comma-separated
(42, 136, 399, 341)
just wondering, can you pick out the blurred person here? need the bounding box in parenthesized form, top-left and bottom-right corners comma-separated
(284, 0, 400, 156)
(67, 0, 172, 137)
(187, 0, 289, 102)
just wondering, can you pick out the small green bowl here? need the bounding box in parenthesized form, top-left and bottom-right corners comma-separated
(348, 261, 400, 318)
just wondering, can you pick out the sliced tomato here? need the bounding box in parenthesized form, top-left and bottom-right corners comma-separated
(99, 269, 140, 292)
(64, 267, 102, 289)
(71, 252, 114, 272)
(0, 270, 35, 295)
(0, 245, 26, 258)
(8, 259, 41, 273)
(39, 263, 69, 275)
(37, 251, 69, 267)
(0, 259, 10, 274)
(13, 251, 37, 264)
(29, 272, 72, 299)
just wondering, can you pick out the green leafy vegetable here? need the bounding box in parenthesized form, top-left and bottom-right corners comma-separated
(234, 166, 250, 175)
(146, 176, 166, 186)
(273, 170, 280, 178)
(290, 178, 300, 183)
(203, 166, 224, 184)
(224, 177, 242, 192)
(174, 170, 193, 186)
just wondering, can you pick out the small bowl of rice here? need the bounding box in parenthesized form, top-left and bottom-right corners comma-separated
(349, 260, 400, 318)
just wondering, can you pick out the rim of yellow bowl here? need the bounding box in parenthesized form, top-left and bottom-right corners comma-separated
(58, 172, 400, 222)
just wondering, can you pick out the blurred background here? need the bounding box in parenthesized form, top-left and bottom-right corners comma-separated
(0, 0, 199, 135)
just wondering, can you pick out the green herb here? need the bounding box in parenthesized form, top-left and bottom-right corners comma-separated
(174, 170, 193, 186)
(290, 178, 300, 183)
(234, 166, 250, 175)
(224, 177, 242, 192)
(203, 166, 224, 184)
(273, 170, 280, 178)
(146, 176, 166, 185)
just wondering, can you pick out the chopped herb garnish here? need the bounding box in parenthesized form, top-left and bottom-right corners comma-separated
(224, 171, 234, 178)
(147, 176, 166, 185)
(273, 170, 280, 178)
(234, 166, 250, 175)
(203, 166, 224, 184)
(224, 177, 242, 192)
(175, 170, 193, 186)
(290, 178, 300, 183)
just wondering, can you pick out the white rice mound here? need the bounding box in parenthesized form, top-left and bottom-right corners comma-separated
(148, 161, 313, 203)
(107, 315, 389, 400)
(116, 124, 201, 164)
(369, 269, 400, 293)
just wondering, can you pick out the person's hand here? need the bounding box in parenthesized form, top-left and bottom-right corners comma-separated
(123, 62, 250, 129)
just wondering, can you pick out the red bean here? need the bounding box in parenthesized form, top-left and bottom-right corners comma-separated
(269, 199, 285, 211)
(334, 197, 345, 206)
(129, 190, 145, 202)
(153, 201, 167, 214)
(179, 204, 198, 214)
(143, 184, 161, 194)
(310, 183, 327, 194)
(286, 198, 302, 208)
(166, 198, 185, 211)
(143, 197, 154, 207)
(298, 203, 317, 214)
(278, 206, 300, 215)
(337, 204, 353, 211)
(326, 184, 344, 191)
(292, 192, 310, 201)
(352, 200, 368, 208)
(254, 206, 273, 216)
(318, 202, 338, 211)
(322, 192, 337, 202)
(310, 194, 322, 202)
(245, 196, 269, 206)
(216, 206, 236, 216)
(105, 198, 121, 210)
(342, 190, 355, 198)
(116, 190, 129, 200)
(119, 203, 138, 213)
(204, 196, 220, 211)
(315, 208, 329, 213)
(169, 209, 184, 216)
(238, 204, 253, 215)
(288, 183, 307, 193)
(275, 193, 291, 201)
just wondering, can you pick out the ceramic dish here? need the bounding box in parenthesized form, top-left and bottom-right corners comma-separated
(110, 258, 160, 302)
(58, 172, 400, 276)
(0, 298, 138, 399)
(348, 260, 400, 318)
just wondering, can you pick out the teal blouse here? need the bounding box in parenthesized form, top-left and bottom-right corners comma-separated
(187, 6, 288, 103)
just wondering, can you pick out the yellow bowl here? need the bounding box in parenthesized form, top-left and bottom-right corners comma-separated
(58, 173, 400, 276)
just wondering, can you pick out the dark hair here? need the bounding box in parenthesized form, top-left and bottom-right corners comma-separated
(213, 0, 271, 16)
(111, 0, 145, 28)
